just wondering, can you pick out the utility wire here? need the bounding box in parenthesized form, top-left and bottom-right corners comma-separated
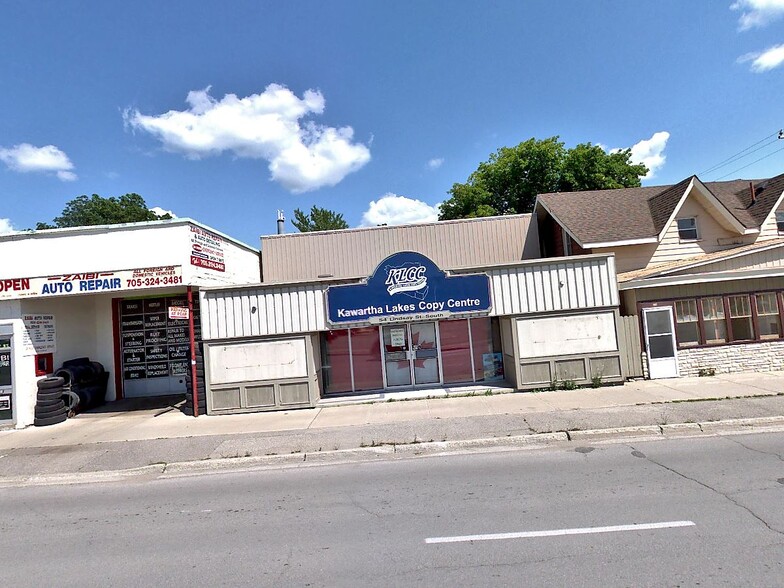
(714, 144, 784, 181)
(699, 130, 780, 176)
(702, 138, 779, 176)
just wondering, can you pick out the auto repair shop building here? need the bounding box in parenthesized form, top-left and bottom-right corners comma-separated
(0, 219, 260, 428)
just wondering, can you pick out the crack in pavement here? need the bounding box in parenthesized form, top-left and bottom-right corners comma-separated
(629, 444, 784, 537)
(722, 436, 784, 463)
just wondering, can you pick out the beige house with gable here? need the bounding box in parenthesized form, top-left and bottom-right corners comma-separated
(535, 173, 784, 379)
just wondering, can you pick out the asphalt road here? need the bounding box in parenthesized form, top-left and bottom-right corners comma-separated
(1, 432, 782, 587)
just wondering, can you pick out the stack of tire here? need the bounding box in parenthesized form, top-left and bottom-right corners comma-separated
(183, 342, 206, 416)
(35, 376, 68, 427)
(54, 358, 109, 413)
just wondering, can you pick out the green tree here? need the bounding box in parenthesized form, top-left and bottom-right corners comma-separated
(292, 205, 349, 232)
(36, 193, 171, 229)
(439, 137, 648, 219)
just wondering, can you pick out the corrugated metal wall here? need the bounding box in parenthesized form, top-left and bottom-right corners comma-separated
(261, 214, 539, 282)
(486, 255, 618, 315)
(201, 255, 618, 340)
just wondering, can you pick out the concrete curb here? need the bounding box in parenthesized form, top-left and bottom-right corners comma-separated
(1, 417, 783, 489)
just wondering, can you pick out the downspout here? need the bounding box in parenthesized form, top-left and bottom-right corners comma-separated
(187, 285, 199, 417)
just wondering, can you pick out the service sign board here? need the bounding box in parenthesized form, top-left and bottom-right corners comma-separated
(0, 266, 183, 300)
(327, 251, 491, 325)
(190, 225, 226, 272)
(22, 314, 56, 353)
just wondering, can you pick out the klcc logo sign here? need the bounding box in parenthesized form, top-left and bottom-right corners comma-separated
(326, 251, 492, 325)
(385, 264, 428, 297)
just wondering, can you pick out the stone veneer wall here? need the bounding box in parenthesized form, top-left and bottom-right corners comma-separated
(676, 340, 784, 377)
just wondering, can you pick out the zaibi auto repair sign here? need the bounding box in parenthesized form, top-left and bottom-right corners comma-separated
(0, 266, 183, 300)
(190, 225, 226, 272)
(327, 251, 491, 325)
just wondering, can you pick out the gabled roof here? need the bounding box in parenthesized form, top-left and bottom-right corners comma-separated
(537, 172, 784, 248)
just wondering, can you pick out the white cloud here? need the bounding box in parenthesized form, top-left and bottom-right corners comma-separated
(124, 84, 371, 193)
(149, 206, 177, 218)
(0, 143, 77, 181)
(0, 218, 16, 234)
(629, 131, 670, 180)
(427, 157, 444, 169)
(738, 43, 784, 71)
(361, 193, 440, 226)
(731, 0, 784, 30)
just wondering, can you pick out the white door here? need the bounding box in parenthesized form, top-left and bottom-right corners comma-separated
(642, 307, 679, 379)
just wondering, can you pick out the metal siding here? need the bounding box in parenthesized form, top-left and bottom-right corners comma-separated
(261, 214, 535, 282)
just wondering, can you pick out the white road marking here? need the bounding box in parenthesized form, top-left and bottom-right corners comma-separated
(425, 520, 695, 544)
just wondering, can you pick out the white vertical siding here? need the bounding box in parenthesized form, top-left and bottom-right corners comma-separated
(487, 255, 618, 316)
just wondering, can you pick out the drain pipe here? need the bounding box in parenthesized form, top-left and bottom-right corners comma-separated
(187, 285, 199, 417)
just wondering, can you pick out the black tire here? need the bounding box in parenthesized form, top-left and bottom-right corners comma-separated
(54, 368, 75, 386)
(90, 361, 105, 375)
(35, 405, 68, 419)
(36, 398, 65, 409)
(37, 377, 65, 390)
(37, 390, 64, 402)
(34, 412, 68, 426)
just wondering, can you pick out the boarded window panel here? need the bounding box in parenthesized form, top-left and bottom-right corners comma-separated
(555, 359, 586, 381)
(209, 338, 308, 385)
(350, 327, 383, 391)
(521, 362, 551, 384)
(590, 356, 621, 378)
(439, 319, 473, 384)
(517, 312, 618, 359)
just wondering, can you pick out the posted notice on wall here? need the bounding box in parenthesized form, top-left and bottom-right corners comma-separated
(22, 314, 56, 353)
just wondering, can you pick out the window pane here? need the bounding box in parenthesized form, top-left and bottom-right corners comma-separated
(321, 330, 352, 394)
(756, 293, 781, 339)
(728, 295, 751, 318)
(648, 334, 675, 359)
(675, 299, 698, 322)
(702, 297, 725, 320)
(704, 319, 727, 344)
(676, 322, 700, 347)
(731, 316, 755, 341)
(350, 327, 383, 391)
(645, 309, 673, 335)
(677, 218, 698, 240)
(439, 320, 474, 384)
(471, 318, 494, 381)
(776, 211, 784, 233)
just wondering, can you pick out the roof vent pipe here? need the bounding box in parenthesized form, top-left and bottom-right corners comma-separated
(277, 210, 285, 234)
(749, 182, 756, 205)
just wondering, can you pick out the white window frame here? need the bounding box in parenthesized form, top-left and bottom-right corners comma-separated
(677, 217, 699, 242)
(775, 211, 784, 234)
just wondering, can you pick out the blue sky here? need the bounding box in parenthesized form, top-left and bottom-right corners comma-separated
(2, 1, 784, 245)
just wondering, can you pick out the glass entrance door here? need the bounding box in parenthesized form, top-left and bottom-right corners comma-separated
(382, 322, 441, 388)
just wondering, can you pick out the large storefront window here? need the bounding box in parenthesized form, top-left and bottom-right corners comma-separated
(321, 318, 502, 394)
(439, 320, 473, 384)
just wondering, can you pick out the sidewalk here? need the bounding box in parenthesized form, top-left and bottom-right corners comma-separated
(0, 371, 783, 485)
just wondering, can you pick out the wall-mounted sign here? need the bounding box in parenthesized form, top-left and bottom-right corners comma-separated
(22, 314, 56, 353)
(0, 266, 183, 300)
(190, 225, 226, 272)
(168, 306, 190, 320)
(327, 251, 491, 325)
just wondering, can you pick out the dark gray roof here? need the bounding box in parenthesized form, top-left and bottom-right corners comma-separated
(538, 173, 784, 246)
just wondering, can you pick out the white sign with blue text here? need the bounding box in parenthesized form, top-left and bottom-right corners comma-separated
(326, 251, 491, 325)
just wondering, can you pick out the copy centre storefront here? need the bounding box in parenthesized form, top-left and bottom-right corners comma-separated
(323, 251, 500, 390)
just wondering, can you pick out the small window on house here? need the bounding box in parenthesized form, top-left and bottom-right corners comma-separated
(674, 299, 700, 347)
(755, 293, 781, 339)
(728, 295, 755, 341)
(702, 297, 727, 344)
(677, 217, 699, 241)
(776, 211, 784, 234)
